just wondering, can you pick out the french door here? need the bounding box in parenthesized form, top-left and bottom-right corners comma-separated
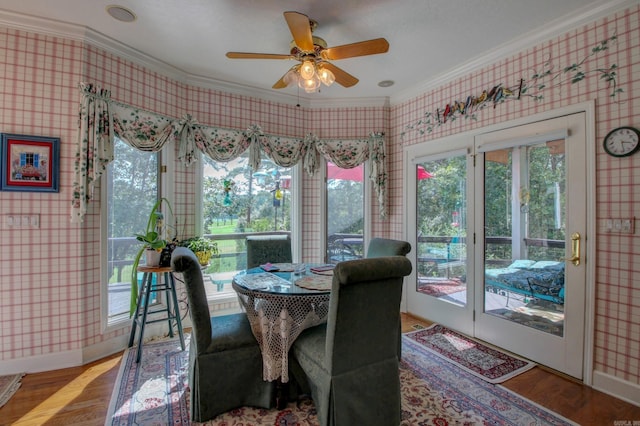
(405, 112, 588, 379)
(405, 137, 475, 336)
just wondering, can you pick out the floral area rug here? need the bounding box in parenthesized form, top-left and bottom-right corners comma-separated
(0, 373, 24, 408)
(106, 332, 575, 425)
(405, 323, 536, 383)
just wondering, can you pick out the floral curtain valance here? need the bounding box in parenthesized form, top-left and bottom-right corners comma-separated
(71, 82, 388, 223)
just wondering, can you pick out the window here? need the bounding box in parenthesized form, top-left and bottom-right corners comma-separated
(201, 152, 292, 297)
(105, 138, 160, 323)
(415, 156, 467, 306)
(326, 161, 365, 263)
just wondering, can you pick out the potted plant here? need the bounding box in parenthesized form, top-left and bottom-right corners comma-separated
(130, 198, 174, 315)
(181, 236, 218, 267)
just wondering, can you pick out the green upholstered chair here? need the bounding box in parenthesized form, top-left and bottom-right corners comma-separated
(366, 237, 411, 258)
(171, 248, 274, 422)
(246, 234, 292, 268)
(290, 256, 412, 426)
(366, 237, 412, 358)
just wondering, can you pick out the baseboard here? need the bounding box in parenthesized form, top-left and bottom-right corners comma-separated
(82, 333, 130, 365)
(0, 349, 83, 375)
(592, 370, 640, 407)
(2, 299, 241, 375)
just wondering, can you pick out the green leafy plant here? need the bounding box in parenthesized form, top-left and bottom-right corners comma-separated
(180, 236, 218, 266)
(130, 197, 175, 315)
(182, 236, 218, 255)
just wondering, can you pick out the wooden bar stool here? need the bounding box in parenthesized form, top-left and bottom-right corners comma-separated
(128, 265, 186, 363)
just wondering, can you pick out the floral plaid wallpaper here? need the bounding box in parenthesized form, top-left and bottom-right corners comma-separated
(0, 4, 638, 402)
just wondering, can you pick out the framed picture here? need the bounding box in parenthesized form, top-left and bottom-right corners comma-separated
(0, 133, 60, 192)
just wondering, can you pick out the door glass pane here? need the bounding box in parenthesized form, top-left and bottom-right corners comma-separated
(107, 138, 159, 320)
(326, 162, 364, 263)
(483, 140, 566, 336)
(416, 156, 467, 306)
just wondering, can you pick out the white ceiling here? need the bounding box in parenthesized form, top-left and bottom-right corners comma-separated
(0, 0, 631, 105)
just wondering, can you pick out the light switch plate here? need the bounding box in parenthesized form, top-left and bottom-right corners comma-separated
(606, 217, 635, 234)
(4, 214, 40, 228)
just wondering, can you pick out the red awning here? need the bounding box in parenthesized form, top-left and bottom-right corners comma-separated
(327, 163, 432, 181)
(327, 163, 364, 181)
(417, 165, 433, 179)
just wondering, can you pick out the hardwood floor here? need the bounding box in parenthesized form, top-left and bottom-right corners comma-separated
(401, 313, 640, 425)
(1, 314, 638, 425)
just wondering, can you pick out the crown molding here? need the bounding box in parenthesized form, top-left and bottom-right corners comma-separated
(0, 8, 189, 82)
(390, 0, 637, 105)
(0, 8, 389, 109)
(1, 1, 635, 109)
(0, 8, 85, 40)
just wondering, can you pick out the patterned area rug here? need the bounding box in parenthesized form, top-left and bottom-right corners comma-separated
(106, 333, 575, 425)
(0, 373, 25, 408)
(405, 323, 536, 383)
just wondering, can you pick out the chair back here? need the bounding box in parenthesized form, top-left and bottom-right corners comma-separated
(246, 234, 292, 268)
(171, 247, 211, 353)
(325, 256, 412, 374)
(366, 237, 411, 258)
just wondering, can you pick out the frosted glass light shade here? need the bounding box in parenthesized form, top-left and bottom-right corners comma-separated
(299, 74, 321, 92)
(318, 67, 335, 86)
(283, 69, 298, 86)
(300, 60, 316, 80)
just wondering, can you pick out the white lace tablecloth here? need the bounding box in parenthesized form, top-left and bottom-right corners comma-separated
(232, 275, 330, 382)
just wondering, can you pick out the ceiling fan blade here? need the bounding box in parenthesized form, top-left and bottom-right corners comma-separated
(321, 38, 389, 60)
(284, 11, 314, 52)
(226, 52, 294, 60)
(273, 74, 288, 89)
(322, 62, 359, 87)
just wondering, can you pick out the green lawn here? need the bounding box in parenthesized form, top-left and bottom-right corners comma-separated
(208, 219, 238, 234)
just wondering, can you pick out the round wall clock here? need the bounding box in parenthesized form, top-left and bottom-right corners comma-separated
(603, 126, 640, 157)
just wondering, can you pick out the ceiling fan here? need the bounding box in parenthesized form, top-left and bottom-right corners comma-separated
(226, 11, 389, 91)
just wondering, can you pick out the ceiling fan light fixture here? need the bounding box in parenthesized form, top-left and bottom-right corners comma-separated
(283, 68, 299, 87)
(300, 60, 316, 80)
(299, 75, 321, 93)
(317, 66, 335, 86)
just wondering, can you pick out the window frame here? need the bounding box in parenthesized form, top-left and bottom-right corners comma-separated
(322, 159, 371, 263)
(195, 151, 303, 303)
(101, 141, 169, 332)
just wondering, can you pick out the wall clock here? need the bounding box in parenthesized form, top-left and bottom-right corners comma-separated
(603, 126, 640, 157)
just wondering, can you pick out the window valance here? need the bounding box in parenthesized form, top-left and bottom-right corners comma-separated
(71, 83, 387, 223)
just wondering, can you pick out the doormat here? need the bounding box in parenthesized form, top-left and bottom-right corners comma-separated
(105, 333, 575, 425)
(0, 373, 25, 408)
(417, 277, 465, 297)
(405, 323, 536, 383)
(487, 307, 564, 337)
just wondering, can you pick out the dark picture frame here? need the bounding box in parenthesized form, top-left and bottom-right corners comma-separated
(0, 133, 60, 192)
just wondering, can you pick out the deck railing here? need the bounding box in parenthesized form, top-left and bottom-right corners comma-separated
(107, 231, 291, 284)
(108, 232, 565, 285)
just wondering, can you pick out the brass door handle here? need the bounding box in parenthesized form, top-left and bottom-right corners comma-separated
(565, 232, 581, 266)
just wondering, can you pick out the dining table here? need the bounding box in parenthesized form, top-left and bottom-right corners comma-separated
(232, 263, 334, 383)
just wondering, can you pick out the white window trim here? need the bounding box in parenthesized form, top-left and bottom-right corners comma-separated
(195, 152, 303, 302)
(322, 159, 370, 261)
(101, 143, 172, 334)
